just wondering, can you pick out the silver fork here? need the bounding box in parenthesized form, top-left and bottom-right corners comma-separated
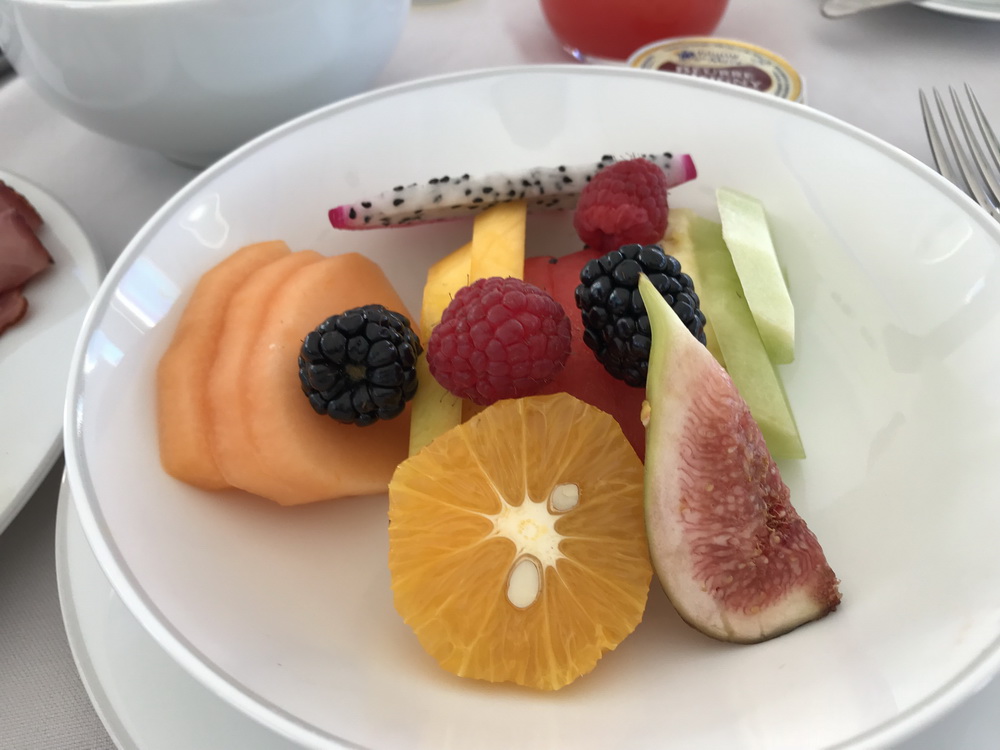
(919, 84, 1000, 223)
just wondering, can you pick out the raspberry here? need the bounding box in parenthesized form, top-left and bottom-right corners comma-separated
(572, 158, 669, 253)
(427, 277, 572, 405)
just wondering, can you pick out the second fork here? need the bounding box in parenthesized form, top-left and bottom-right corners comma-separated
(920, 85, 1000, 222)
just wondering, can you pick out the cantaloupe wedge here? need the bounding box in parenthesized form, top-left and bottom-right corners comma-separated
(409, 242, 471, 456)
(157, 240, 290, 489)
(207, 250, 324, 493)
(238, 252, 413, 505)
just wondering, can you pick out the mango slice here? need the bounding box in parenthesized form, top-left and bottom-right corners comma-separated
(468, 199, 527, 280)
(409, 201, 529, 453)
(462, 201, 528, 422)
(409, 243, 471, 456)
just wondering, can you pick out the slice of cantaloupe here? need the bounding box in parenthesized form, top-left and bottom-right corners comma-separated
(157, 240, 290, 489)
(238, 252, 413, 505)
(207, 249, 324, 494)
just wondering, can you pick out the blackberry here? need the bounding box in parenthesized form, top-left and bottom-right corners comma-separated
(298, 304, 421, 426)
(574, 243, 707, 387)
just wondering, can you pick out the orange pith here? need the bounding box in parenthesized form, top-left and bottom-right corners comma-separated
(388, 392, 651, 691)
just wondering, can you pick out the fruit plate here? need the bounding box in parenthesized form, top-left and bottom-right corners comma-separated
(64, 65, 1000, 750)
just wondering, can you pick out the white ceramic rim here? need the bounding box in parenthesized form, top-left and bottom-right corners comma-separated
(63, 63, 1000, 750)
(56, 473, 307, 750)
(916, 0, 1000, 20)
(55, 473, 139, 750)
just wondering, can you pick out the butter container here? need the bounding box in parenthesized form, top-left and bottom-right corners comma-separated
(628, 37, 805, 103)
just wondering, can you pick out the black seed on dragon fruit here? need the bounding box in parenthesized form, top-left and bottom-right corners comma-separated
(328, 152, 697, 230)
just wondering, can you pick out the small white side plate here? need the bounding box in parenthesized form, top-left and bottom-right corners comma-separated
(0, 171, 102, 534)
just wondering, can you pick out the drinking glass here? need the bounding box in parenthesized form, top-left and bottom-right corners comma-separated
(539, 0, 730, 63)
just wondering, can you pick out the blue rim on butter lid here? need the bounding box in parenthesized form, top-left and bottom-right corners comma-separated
(628, 37, 805, 103)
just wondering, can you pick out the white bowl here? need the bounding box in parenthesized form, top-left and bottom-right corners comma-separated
(65, 66, 1000, 749)
(0, 0, 410, 166)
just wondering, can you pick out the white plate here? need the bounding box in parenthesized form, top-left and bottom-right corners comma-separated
(0, 170, 102, 534)
(65, 65, 1000, 750)
(916, 0, 1000, 20)
(56, 473, 306, 750)
(52, 478, 1000, 750)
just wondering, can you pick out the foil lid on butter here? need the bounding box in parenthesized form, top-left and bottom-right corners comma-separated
(628, 37, 804, 103)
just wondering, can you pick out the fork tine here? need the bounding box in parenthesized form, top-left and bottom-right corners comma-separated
(949, 85, 1000, 205)
(920, 89, 961, 185)
(933, 87, 996, 214)
(964, 83, 1000, 195)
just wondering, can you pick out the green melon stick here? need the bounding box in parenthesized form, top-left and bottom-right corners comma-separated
(684, 210, 805, 459)
(717, 187, 796, 365)
(662, 210, 724, 366)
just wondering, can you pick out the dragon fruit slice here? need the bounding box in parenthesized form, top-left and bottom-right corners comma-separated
(328, 153, 697, 230)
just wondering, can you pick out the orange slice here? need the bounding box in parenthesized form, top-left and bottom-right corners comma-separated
(388, 392, 651, 691)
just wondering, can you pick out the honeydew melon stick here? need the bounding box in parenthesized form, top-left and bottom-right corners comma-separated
(408, 243, 471, 456)
(716, 187, 795, 364)
(660, 209, 724, 366)
(687, 212, 805, 460)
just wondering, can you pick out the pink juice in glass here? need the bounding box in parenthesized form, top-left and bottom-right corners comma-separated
(540, 0, 730, 62)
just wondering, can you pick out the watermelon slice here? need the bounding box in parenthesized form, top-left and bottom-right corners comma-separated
(525, 248, 647, 460)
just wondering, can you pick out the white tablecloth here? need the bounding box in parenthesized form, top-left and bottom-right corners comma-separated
(2, 0, 1000, 747)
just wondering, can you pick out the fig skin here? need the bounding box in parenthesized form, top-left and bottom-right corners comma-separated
(638, 274, 840, 644)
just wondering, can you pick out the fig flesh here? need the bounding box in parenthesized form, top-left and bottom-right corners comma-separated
(638, 274, 840, 643)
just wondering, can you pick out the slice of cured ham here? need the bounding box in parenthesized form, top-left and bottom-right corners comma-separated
(0, 180, 43, 232)
(0, 180, 52, 337)
(0, 208, 53, 294)
(0, 286, 28, 335)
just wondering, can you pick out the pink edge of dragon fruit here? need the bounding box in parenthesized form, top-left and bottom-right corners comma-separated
(328, 205, 353, 228)
(328, 204, 456, 230)
(676, 153, 697, 183)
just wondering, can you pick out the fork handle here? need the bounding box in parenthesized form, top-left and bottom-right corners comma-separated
(821, 0, 914, 18)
